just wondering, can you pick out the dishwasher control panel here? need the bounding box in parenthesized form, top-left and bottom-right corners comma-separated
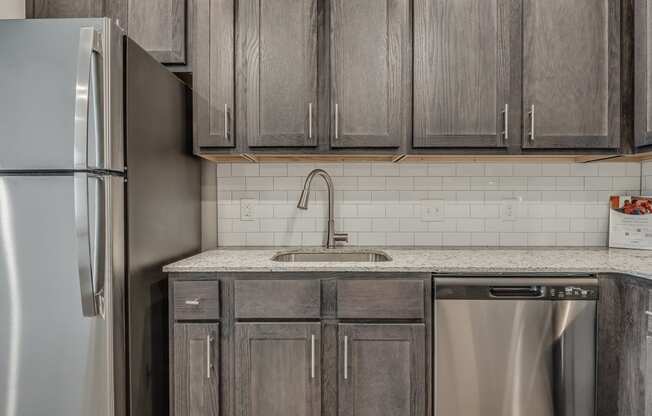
(547, 285, 598, 300)
(434, 277, 599, 300)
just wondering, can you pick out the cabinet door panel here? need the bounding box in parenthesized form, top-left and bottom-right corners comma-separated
(174, 324, 219, 416)
(339, 324, 425, 416)
(128, 0, 186, 64)
(635, 0, 652, 148)
(237, 0, 318, 147)
(331, 0, 410, 148)
(522, 0, 620, 149)
(414, 0, 512, 148)
(27, 0, 103, 18)
(194, 0, 234, 148)
(235, 323, 321, 416)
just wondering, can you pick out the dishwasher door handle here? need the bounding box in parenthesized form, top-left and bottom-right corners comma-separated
(489, 286, 544, 298)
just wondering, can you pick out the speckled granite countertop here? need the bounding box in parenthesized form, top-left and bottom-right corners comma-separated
(163, 247, 652, 279)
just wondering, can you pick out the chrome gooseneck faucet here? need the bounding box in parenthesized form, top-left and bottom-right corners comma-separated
(297, 169, 348, 248)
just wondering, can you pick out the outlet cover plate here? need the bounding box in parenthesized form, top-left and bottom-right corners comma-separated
(422, 200, 445, 222)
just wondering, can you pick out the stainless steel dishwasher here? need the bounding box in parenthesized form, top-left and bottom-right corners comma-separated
(434, 276, 598, 416)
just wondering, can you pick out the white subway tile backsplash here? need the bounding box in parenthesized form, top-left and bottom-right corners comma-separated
(232, 164, 259, 176)
(428, 163, 456, 176)
(541, 164, 571, 177)
(259, 163, 287, 176)
(215, 161, 643, 247)
(643, 161, 652, 194)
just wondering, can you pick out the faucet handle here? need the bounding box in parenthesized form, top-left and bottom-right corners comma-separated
(333, 233, 349, 244)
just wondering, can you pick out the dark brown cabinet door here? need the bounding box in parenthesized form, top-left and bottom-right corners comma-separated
(330, 0, 410, 149)
(26, 0, 103, 18)
(413, 0, 515, 148)
(635, 0, 652, 149)
(235, 323, 321, 416)
(193, 0, 235, 149)
(236, 0, 318, 148)
(173, 324, 220, 416)
(127, 0, 187, 65)
(522, 0, 620, 149)
(338, 324, 425, 416)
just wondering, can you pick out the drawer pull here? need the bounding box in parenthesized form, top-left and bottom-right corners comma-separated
(645, 311, 652, 317)
(185, 298, 200, 306)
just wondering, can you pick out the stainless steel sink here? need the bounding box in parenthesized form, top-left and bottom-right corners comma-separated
(272, 249, 391, 262)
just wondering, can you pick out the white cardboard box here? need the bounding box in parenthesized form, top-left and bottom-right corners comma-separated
(608, 196, 652, 250)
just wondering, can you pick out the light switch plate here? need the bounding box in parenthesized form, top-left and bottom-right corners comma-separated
(240, 199, 256, 221)
(422, 200, 444, 222)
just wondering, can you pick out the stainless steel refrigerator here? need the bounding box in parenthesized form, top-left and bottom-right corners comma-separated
(0, 18, 201, 416)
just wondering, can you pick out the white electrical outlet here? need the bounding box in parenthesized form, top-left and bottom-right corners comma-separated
(240, 199, 256, 221)
(501, 197, 522, 221)
(422, 200, 445, 222)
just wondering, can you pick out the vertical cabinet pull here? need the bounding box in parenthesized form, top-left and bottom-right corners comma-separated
(335, 103, 339, 140)
(206, 335, 213, 379)
(528, 104, 535, 141)
(309, 103, 313, 139)
(311, 334, 315, 379)
(343, 335, 348, 380)
(502, 104, 509, 142)
(224, 104, 229, 140)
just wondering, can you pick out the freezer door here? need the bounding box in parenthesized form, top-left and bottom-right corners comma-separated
(0, 18, 124, 172)
(435, 299, 596, 416)
(0, 174, 118, 416)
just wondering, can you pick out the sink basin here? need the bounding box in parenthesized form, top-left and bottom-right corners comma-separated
(272, 249, 391, 262)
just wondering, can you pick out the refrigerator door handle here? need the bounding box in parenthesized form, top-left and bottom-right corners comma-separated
(74, 27, 103, 171)
(75, 172, 107, 317)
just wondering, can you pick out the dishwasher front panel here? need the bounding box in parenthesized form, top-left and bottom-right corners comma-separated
(435, 299, 596, 416)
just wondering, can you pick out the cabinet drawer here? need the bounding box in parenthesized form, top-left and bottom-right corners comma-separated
(234, 280, 321, 319)
(337, 279, 424, 319)
(173, 280, 220, 320)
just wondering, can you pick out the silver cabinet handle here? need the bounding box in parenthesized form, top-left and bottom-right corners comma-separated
(645, 311, 652, 317)
(206, 334, 213, 379)
(528, 104, 535, 141)
(311, 334, 315, 379)
(502, 104, 509, 142)
(185, 298, 200, 306)
(335, 103, 339, 140)
(224, 104, 229, 139)
(343, 335, 348, 380)
(309, 103, 313, 139)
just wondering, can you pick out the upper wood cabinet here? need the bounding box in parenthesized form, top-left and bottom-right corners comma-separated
(26, 0, 189, 67)
(127, 0, 187, 65)
(26, 0, 103, 18)
(330, 0, 411, 149)
(522, 0, 621, 149)
(413, 0, 515, 148)
(193, 0, 235, 149)
(635, 0, 652, 149)
(236, 0, 319, 148)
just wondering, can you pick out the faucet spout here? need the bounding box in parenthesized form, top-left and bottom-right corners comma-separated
(297, 169, 348, 248)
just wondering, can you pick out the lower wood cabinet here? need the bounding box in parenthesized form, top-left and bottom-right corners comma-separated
(173, 324, 220, 416)
(338, 324, 426, 416)
(235, 323, 321, 416)
(169, 273, 430, 416)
